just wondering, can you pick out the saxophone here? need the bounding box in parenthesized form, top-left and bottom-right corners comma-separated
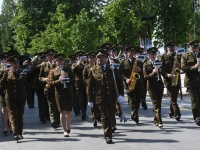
(171, 52, 180, 86)
(126, 58, 140, 93)
(46, 60, 54, 88)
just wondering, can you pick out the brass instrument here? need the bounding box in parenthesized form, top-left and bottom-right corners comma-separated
(126, 58, 140, 93)
(46, 60, 54, 89)
(110, 64, 127, 123)
(171, 52, 181, 86)
(153, 60, 162, 81)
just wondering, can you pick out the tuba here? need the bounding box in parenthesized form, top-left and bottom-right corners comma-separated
(126, 58, 140, 93)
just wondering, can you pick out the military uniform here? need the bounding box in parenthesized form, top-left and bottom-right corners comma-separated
(39, 49, 60, 128)
(68, 54, 80, 115)
(161, 41, 181, 120)
(0, 55, 27, 139)
(72, 50, 88, 120)
(181, 40, 200, 125)
(83, 51, 101, 126)
(31, 55, 47, 122)
(87, 50, 124, 144)
(119, 46, 143, 123)
(143, 47, 166, 126)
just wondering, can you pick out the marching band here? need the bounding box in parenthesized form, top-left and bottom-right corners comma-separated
(0, 40, 200, 144)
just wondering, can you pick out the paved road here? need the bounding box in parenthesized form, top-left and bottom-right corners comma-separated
(0, 91, 199, 150)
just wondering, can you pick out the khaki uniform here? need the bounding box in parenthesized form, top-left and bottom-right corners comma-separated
(119, 58, 143, 121)
(141, 58, 148, 107)
(39, 62, 60, 126)
(72, 63, 87, 119)
(143, 61, 166, 124)
(87, 64, 124, 139)
(83, 63, 101, 124)
(50, 66, 74, 112)
(0, 64, 6, 107)
(181, 52, 200, 122)
(31, 63, 47, 120)
(161, 53, 181, 117)
(0, 69, 27, 136)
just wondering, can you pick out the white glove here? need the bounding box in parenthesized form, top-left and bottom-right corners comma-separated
(117, 95, 124, 103)
(88, 102, 93, 108)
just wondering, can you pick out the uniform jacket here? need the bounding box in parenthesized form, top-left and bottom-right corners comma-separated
(181, 51, 200, 88)
(72, 63, 87, 88)
(143, 60, 166, 90)
(87, 64, 124, 105)
(31, 63, 45, 90)
(161, 53, 181, 86)
(119, 58, 143, 90)
(39, 61, 56, 94)
(83, 64, 94, 87)
(0, 69, 27, 100)
(0, 65, 6, 95)
(50, 66, 75, 98)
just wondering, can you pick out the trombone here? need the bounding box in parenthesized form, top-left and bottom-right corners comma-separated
(110, 64, 127, 124)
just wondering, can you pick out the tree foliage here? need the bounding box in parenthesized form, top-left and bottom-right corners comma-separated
(0, 0, 199, 55)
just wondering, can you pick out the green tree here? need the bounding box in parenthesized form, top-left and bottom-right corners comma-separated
(99, 0, 143, 47)
(0, 0, 16, 51)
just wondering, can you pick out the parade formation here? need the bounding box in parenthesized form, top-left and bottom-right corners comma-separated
(0, 40, 200, 144)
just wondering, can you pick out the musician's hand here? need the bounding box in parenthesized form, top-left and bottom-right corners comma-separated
(117, 95, 124, 103)
(59, 76, 64, 81)
(167, 73, 173, 79)
(126, 79, 131, 84)
(77, 59, 82, 65)
(194, 63, 200, 69)
(88, 102, 93, 108)
(152, 68, 157, 74)
(135, 67, 141, 72)
(44, 78, 49, 82)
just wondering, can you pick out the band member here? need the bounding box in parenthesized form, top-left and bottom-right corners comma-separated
(161, 41, 181, 121)
(119, 46, 143, 124)
(143, 47, 166, 128)
(0, 52, 11, 135)
(39, 49, 60, 128)
(0, 55, 27, 141)
(31, 53, 47, 123)
(72, 51, 88, 120)
(136, 47, 148, 110)
(23, 59, 34, 108)
(87, 49, 124, 144)
(50, 53, 74, 137)
(110, 46, 118, 58)
(100, 42, 113, 64)
(181, 40, 200, 126)
(68, 54, 80, 115)
(83, 51, 101, 127)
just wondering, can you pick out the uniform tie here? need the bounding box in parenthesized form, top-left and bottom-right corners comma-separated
(101, 66, 105, 71)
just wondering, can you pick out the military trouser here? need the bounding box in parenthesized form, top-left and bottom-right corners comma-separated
(166, 85, 181, 117)
(187, 88, 200, 122)
(76, 87, 87, 117)
(26, 88, 34, 107)
(45, 92, 60, 125)
(91, 104, 101, 123)
(5, 98, 26, 135)
(35, 89, 46, 118)
(141, 80, 147, 104)
(72, 87, 80, 115)
(127, 87, 142, 119)
(148, 88, 163, 124)
(98, 103, 115, 139)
